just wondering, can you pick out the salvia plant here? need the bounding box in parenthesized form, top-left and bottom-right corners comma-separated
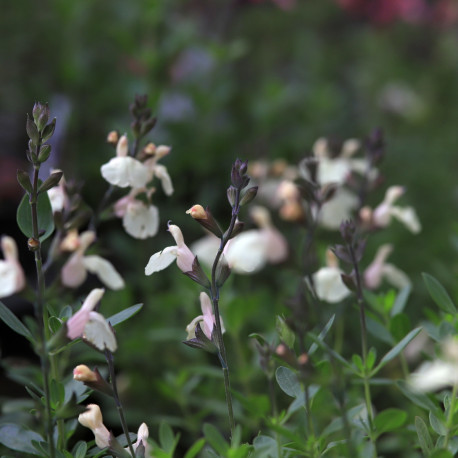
(0, 97, 457, 457)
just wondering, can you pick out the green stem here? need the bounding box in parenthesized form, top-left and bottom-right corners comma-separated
(105, 351, 135, 457)
(209, 188, 242, 438)
(444, 383, 458, 449)
(30, 164, 56, 458)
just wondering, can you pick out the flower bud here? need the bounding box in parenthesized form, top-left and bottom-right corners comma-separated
(27, 238, 40, 251)
(106, 130, 119, 145)
(41, 118, 56, 142)
(143, 142, 156, 155)
(155, 145, 171, 159)
(116, 135, 129, 157)
(73, 365, 98, 382)
(239, 186, 258, 206)
(26, 115, 39, 146)
(186, 205, 207, 220)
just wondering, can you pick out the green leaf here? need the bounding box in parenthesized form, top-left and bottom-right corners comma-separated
(374, 327, 422, 374)
(184, 438, 206, 458)
(203, 423, 229, 455)
(429, 411, 447, 436)
(50, 379, 65, 408)
(252, 435, 278, 458)
(430, 450, 454, 458)
(391, 285, 411, 316)
(159, 422, 176, 453)
(0, 424, 43, 455)
(367, 347, 377, 370)
(276, 366, 301, 398)
(374, 408, 407, 435)
(308, 314, 335, 356)
(107, 304, 143, 327)
(415, 416, 433, 456)
(276, 315, 295, 349)
(423, 273, 457, 314)
(16, 191, 55, 242)
(352, 354, 364, 373)
(72, 442, 88, 458)
(0, 300, 33, 341)
(397, 381, 440, 414)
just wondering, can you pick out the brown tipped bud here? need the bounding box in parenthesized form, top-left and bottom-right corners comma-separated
(106, 130, 119, 144)
(186, 205, 207, 220)
(73, 365, 98, 382)
(143, 142, 156, 155)
(28, 237, 40, 251)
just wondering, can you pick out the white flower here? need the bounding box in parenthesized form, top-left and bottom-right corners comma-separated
(371, 186, 421, 233)
(47, 169, 67, 213)
(145, 224, 195, 275)
(191, 206, 288, 274)
(114, 190, 159, 239)
(319, 188, 359, 230)
(78, 404, 111, 449)
(312, 249, 351, 303)
(364, 244, 410, 290)
(410, 337, 458, 392)
(61, 231, 124, 290)
(130, 423, 151, 455)
(186, 292, 225, 340)
(0, 236, 25, 298)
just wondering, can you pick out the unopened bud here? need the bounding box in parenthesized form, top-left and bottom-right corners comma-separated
(143, 142, 156, 155)
(186, 205, 207, 220)
(27, 238, 40, 251)
(116, 135, 129, 157)
(73, 365, 98, 382)
(106, 131, 119, 144)
(298, 353, 309, 366)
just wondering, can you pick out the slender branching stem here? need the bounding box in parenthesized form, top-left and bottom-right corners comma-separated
(105, 350, 135, 457)
(30, 160, 56, 457)
(208, 187, 241, 437)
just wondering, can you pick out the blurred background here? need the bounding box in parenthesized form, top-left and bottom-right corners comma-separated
(1, 0, 458, 451)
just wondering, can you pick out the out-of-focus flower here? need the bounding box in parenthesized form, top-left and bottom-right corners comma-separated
(114, 188, 159, 239)
(277, 180, 304, 222)
(191, 206, 288, 274)
(145, 224, 195, 275)
(0, 236, 25, 298)
(410, 337, 458, 392)
(364, 244, 410, 290)
(378, 82, 424, 119)
(60, 231, 124, 289)
(73, 364, 98, 382)
(106, 130, 119, 145)
(66, 288, 117, 352)
(319, 188, 360, 230)
(312, 249, 351, 303)
(47, 169, 68, 213)
(186, 292, 225, 340)
(78, 404, 111, 449)
(361, 186, 421, 233)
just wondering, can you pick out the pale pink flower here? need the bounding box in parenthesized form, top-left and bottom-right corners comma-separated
(66, 288, 117, 352)
(61, 231, 124, 290)
(186, 292, 225, 340)
(0, 236, 25, 298)
(78, 404, 111, 449)
(370, 186, 421, 233)
(47, 169, 68, 213)
(114, 188, 159, 239)
(145, 224, 195, 275)
(312, 249, 351, 303)
(364, 244, 410, 290)
(130, 423, 151, 455)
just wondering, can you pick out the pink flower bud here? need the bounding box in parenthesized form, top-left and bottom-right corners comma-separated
(73, 365, 98, 382)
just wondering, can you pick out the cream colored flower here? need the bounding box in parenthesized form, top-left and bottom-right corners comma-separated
(186, 292, 225, 340)
(78, 404, 110, 449)
(61, 231, 124, 290)
(0, 236, 25, 298)
(145, 224, 195, 275)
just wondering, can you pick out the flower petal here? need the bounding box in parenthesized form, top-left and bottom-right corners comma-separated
(101, 157, 150, 188)
(122, 202, 159, 239)
(145, 246, 178, 275)
(61, 252, 87, 288)
(154, 164, 174, 196)
(389, 206, 421, 234)
(84, 312, 118, 352)
(225, 231, 268, 274)
(313, 267, 351, 303)
(83, 256, 125, 290)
